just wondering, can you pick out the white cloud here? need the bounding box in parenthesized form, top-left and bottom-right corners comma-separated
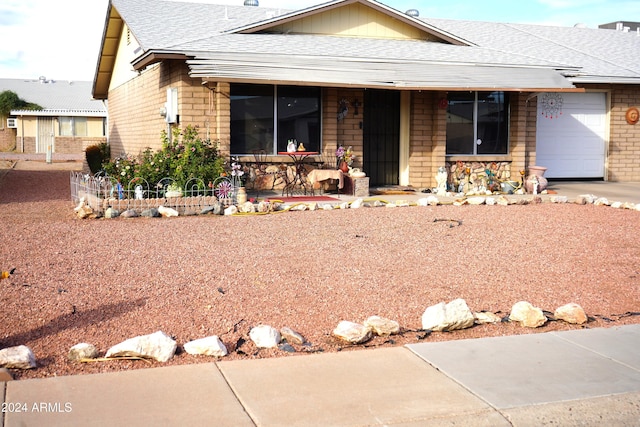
(0, 0, 108, 81)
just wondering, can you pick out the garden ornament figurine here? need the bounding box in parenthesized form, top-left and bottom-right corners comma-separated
(135, 185, 144, 200)
(435, 166, 448, 196)
(530, 175, 539, 195)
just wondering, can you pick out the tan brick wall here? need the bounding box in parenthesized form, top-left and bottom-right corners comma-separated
(408, 90, 438, 188)
(608, 85, 640, 181)
(108, 69, 639, 185)
(54, 137, 107, 154)
(511, 92, 535, 179)
(20, 137, 36, 153)
(0, 127, 16, 151)
(107, 61, 216, 159)
(335, 89, 364, 169)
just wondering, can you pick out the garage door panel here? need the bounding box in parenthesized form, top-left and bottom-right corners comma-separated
(536, 93, 606, 179)
(542, 157, 604, 178)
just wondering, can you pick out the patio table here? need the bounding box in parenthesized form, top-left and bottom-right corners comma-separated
(278, 151, 319, 196)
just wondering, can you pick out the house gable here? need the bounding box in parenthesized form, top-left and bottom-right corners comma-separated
(233, 0, 469, 45)
(254, 3, 444, 42)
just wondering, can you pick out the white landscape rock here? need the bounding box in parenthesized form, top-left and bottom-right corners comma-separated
(238, 201, 256, 213)
(509, 301, 547, 328)
(183, 336, 228, 357)
(332, 321, 373, 344)
(611, 201, 623, 209)
(554, 303, 588, 325)
(466, 196, 486, 205)
(224, 205, 238, 215)
(105, 330, 177, 362)
(249, 325, 281, 348)
(474, 311, 503, 324)
(575, 194, 597, 205)
(68, 343, 99, 361)
(418, 195, 441, 206)
(0, 345, 36, 369)
(158, 205, 179, 217)
(421, 299, 475, 332)
(496, 196, 510, 206)
(280, 327, 306, 345)
(350, 198, 364, 209)
(550, 196, 568, 204)
(363, 315, 400, 336)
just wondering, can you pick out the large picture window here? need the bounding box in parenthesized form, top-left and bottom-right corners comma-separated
(446, 91, 509, 155)
(59, 117, 88, 137)
(231, 84, 320, 155)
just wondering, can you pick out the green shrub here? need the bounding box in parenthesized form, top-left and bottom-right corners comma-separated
(85, 142, 111, 174)
(102, 125, 225, 192)
(85, 144, 103, 174)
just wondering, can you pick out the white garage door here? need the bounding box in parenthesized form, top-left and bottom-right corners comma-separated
(536, 92, 606, 178)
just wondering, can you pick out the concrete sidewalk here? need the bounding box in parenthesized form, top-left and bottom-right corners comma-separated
(2, 325, 639, 426)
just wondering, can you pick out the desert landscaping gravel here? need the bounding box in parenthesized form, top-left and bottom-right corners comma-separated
(1, 165, 639, 380)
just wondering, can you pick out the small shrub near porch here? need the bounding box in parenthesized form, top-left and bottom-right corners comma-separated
(102, 125, 226, 191)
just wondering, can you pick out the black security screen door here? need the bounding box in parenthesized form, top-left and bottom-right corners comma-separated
(363, 89, 400, 186)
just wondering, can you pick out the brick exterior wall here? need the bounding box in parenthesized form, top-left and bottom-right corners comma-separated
(608, 84, 640, 181)
(0, 127, 16, 151)
(515, 92, 536, 178)
(322, 88, 339, 161)
(107, 61, 216, 158)
(108, 64, 639, 185)
(54, 137, 107, 154)
(408, 90, 437, 187)
(335, 88, 364, 169)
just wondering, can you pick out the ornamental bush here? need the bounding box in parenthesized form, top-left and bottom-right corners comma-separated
(103, 125, 225, 191)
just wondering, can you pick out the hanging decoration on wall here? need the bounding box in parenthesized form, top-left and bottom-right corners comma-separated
(625, 107, 639, 125)
(438, 98, 448, 109)
(337, 98, 349, 121)
(540, 92, 563, 119)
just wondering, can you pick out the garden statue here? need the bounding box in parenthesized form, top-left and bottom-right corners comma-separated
(135, 185, 144, 200)
(435, 166, 448, 196)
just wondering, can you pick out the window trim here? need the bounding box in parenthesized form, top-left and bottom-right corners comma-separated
(446, 91, 510, 156)
(58, 116, 88, 137)
(230, 84, 322, 156)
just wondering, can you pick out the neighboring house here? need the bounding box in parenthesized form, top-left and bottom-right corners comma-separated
(92, 0, 640, 188)
(0, 77, 107, 154)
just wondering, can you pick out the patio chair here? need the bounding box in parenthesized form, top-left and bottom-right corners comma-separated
(251, 149, 286, 199)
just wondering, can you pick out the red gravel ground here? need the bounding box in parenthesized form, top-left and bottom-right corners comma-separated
(1, 165, 639, 380)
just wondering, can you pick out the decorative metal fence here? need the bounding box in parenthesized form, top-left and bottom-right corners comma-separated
(70, 172, 239, 214)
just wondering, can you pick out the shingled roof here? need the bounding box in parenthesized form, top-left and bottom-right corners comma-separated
(94, 0, 640, 97)
(420, 18, 640, 84)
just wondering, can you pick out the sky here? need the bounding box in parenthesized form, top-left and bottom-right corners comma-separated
(0, 0, 638, 82)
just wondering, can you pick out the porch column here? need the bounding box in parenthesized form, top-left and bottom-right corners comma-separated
(399, 91, 411, 186)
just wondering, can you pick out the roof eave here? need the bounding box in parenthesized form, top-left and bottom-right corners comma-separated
(131, 51, 191, 71)
(569, 76, 640, 85)
(93, 2, 123, 100)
